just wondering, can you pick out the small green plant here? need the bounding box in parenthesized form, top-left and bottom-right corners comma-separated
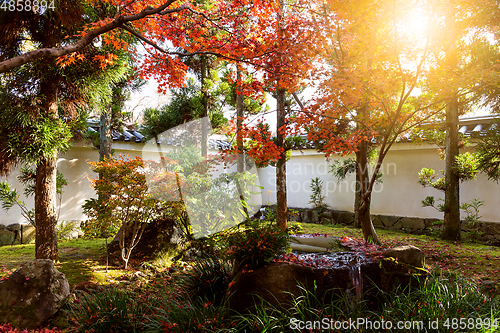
(221, 221, 290, 270)
(264, 205, 277, 222)
(460, 199, 485, 242)
(57, 220, 81, 241)
(287, 222, 304, 235)
(309, 177, 328, 215)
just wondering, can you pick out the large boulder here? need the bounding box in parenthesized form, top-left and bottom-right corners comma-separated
(107, 216, 179, 262)
(0, 259, 70, 329)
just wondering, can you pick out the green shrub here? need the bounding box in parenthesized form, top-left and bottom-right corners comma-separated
(461, 199, 485, 242)
(57, 221, 80, 241)
(221, 221, 290, 270)
(309, 177, 328, 215)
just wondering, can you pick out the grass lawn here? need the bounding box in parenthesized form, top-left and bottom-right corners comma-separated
(0, 238, 126, 286)
(1, 223, 499, 287)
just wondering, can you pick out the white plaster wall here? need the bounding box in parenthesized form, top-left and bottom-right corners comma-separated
(258, 143, 500, 222)
(0, 141, 150, 226)
(2, 140, 500, 226)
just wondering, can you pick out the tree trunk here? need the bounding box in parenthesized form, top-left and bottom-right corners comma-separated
(442, 9, 461, 242)
(356, 139, 380, 244)
(35, 77, 59, 260)
(35, 155, 58, 260)
(276, 87, 287, 230)
(200, 55, 209, 157)
(236, 66, 244, 174)
(235, 66, 249, 218)
(442, 94, 461, 241)
(99, 109, 112, 160)
(354, 149, 362, 228)
(357, 196, 379, 244)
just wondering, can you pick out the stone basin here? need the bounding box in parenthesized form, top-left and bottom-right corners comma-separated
(228, 235, 428, 313)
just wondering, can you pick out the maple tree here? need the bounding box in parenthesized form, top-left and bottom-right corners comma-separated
(296, 0, 500, 244)
(84, 155, 163, 269)
(295, 0, 447, 244)
(0, 0, 316, 259)
(223, 0, 321, 230)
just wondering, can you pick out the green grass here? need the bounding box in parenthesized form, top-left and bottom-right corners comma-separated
(0, 238, 128, 287)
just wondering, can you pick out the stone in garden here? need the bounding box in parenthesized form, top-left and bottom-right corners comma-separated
(384, 245, 425, 268)
(0, 259, 70, 329)
(290, 234, 343, 249)
(228, 260, 381, 313)
(483, 222, 500, 236)
(0, 229, 14, 246)
(107, 216, 178, 261)
(401, 217, 426, 230)
(229, 240, 429, 314)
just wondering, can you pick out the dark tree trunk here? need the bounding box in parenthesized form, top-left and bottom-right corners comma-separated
(35, 156, 58, 260)
(442, 10, 461, 242)
(99, 109, 112, 160)
(235, 65, 249, 218)
(35, 78, 59, 260)
(356, 138, 380, 244)
(442, 94, 461, 241)
(357, 196, 378, 244)
(201, 55, 209, 157)
(236, 66, 244, 174)
(276, 87, 287, 230)
(354, 149, 362, 228)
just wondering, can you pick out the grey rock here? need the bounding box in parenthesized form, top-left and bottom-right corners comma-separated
(6, 223, 22, 232)
(0, 230, 14, 246)
(0, 259, 70, 329)
(384, 245, 425, 268)
(483, 222, 500, 236)
(424, 218, 441, 229)
(400, 217, 425, 230)
(371, 215, 384, 227)
(379, 215, 399, 228)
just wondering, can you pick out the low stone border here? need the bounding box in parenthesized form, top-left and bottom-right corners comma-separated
(261, 206, 500, 246)
(0, 224, 35, 246)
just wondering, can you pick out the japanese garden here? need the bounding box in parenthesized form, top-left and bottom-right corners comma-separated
(0, 0, 500, 331)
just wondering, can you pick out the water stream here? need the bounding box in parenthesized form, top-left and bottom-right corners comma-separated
(288, 251, 366, 302)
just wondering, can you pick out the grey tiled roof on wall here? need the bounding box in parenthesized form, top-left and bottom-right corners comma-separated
(87, 119, 231, 149)
(294, 114, 500, 148)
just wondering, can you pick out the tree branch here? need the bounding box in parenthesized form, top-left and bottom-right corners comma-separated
(0, 0, 182, 74)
